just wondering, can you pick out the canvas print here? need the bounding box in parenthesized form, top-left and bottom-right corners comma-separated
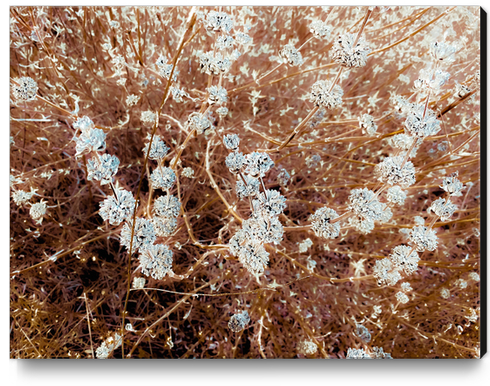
(10, 6, 482, 359)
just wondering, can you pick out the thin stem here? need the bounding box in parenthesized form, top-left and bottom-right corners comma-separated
(171, 128, 197, 169)
(276, 106, 320, 151)
(353, 8, 373, 47)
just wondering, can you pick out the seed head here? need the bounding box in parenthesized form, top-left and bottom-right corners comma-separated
(153, 194, 181, 219)
(236, 175, 260, 199)
(404, 104, 441, 139)
(75, 127, 106, 156)
(389, 245, 420, 275)
(409, 226, 437, 252)
(332, 33, 371, 68)
(310, 20, 332, 39)
(252, 189, 287, 217)
(223, 134, 240, 150)
(359, 114, 377, 136)
(187, 112, 212, 134)
(30, 200, 47, 225)
(386, 186, 407, 206)
(427, 198, 457, 222)
(279, 43, 304, 66)
(138, 243, 173, 280)
(374, 156, 416, 188)
(12, 77, 38, 101)
(244, 152, 274, 178)
(309, 80, 343, 109)
(143, 134, 170, 160)
(395, 291, 410, 304)
(297, 340, 318, 355)
(87, 154, 120, 185)
(152, 216, 178, 237)
(204, 11, 234, 33)
(150, 167, 176, 190)
(99, 188, 135, 226)
(430, 41, 456, 63)
(207, 85, 228, 105)
(440, 173, 464, 197)
(346, 348, 372, 359)
(228, 311, 250, 333)
(310, 207, 340, 240)
(226, 151, 246, 174)
(373, 257, 402, 286)
(120, 218, 156, 253)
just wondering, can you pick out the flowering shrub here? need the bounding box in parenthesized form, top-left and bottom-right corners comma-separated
(10, 5, 480, 359)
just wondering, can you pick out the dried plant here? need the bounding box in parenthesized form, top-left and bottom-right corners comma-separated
(10, 5, 481, 359)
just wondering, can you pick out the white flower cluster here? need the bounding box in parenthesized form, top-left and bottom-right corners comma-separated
(374, 155, 416, 188)
(12, 188, 35, 207)
(374, 244, 420, 287)
(403, 102, 441, 139)
(141, 132, 181, 238)
(310, 20, 332, 39)
(430, 41, 457, 63)
(359, 114, 377, 136)
(395, 291, 410, 304)
(427, 198, 458, 222)
(297, 340, 318, 355)
(427, 174, 463, 222)
(99, 187, 136, 226)
(440, 172, 464, 197)
(236, 174, 260, 199)
(12, 77, 38, 101)
(170, 86, 189, 103)
(346, 348, 371, 359)
(223, 134, 240, 151)
(228, 310, 250, 332)
(204, 10, 234, 33)
(408, 225, 438, 252)
(216, 106, 229, 117)
(120, 218, 156, 253)
(244, 152, 275, 178)
(186, 112, 212, 134)
(142, 134, 170, 160)
(87, 154, 120, 185)
(229, 202, 285, 276)
(73, 116, 106, 156)
(309, 80, 343, 109)
(332, 33, 371, 68)
(138, 243, 174, 280)
(390, 134, 420, 157)
(455, 82, 472, 98)
(132, 276, 146, 289)
(156, 60, 178, 82)
(310, 207, 340, 240)
(152, 194, 180, 237)
(141, 110, 156, 125)
(276, 167, 291, 187)
(30, 200, 47, 225)
(198, 51, 232, 75)
(348, 188, 392, 234)
(227, 137, 285, 276)
(386, 186, 407, 206)
(413, 68, 450, 94)
(216, 34, 235, 50)
(150, 167, 176, 190)
(356, 324, 371, 343)
(279, 43, 304, 66)
(207, 85, 228, 105)
(96, 333, 122, 359)
(401, 282, 413, 292)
